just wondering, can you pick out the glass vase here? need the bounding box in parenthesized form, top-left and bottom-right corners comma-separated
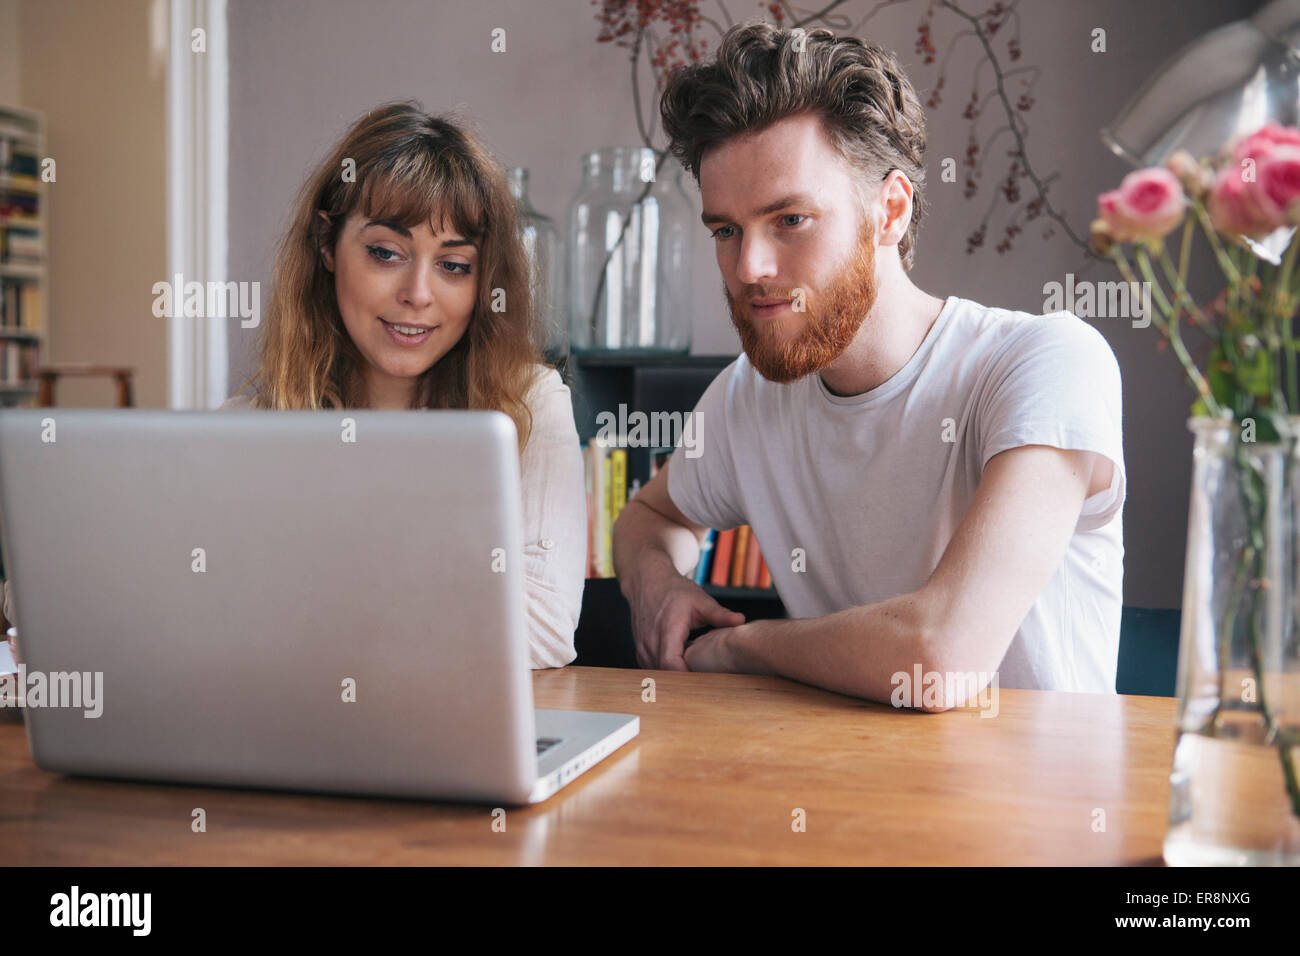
(1164, 414, 1300, 865)
(507, 167, 568, 364)
(566, 147, 692, 354)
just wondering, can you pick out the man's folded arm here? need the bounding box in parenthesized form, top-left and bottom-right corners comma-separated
(613, 459, 712, 595)
(728, 443, 1105, 708)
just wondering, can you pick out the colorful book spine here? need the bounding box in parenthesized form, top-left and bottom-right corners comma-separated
(601, 453, 613, 577)
(19, 284, 40, 330)
(585, 441, 609, 577)
(710, 529, 736, 587)
(583, 443, 596, 576)
(758, 552, 772, 589)
(693, 529, 717, 585)
(743, 534, 763, 588)
(729, 525, 751, 587)
(610, 448, 627, 527)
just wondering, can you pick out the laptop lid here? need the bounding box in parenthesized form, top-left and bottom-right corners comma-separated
(0, 409, 540, 804)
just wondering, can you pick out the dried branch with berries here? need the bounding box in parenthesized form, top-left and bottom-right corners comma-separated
(591, 0, 1088, 258)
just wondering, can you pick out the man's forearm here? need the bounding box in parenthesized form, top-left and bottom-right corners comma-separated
(611, 498, 701, 600)
(729, 590, 942, 706)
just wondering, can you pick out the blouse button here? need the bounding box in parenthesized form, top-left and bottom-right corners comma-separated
(540, 538, 555, 550)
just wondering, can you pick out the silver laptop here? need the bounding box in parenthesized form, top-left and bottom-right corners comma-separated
(0, 408, 637, 805)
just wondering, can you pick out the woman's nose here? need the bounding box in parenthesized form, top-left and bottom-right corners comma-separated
(399, 261, 437, 309)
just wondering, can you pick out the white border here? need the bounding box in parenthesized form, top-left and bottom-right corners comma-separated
(166, 0, 228, 409)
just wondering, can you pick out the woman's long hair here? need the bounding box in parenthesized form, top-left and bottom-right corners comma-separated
(239, 101, 543, 453)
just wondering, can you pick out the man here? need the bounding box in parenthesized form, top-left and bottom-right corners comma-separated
(611, 23, 1125, 707)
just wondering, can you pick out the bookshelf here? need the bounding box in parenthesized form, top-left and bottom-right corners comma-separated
(0, 105, 45, 408)
(567, 350, 786, 609)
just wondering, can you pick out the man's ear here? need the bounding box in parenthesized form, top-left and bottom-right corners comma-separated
(876, 170, 914, 249)
(317, 210, 335, 272)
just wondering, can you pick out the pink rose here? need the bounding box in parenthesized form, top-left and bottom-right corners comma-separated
(1255, 145, 1300, 226)
(1232, 121, 1300, 165)
(1210, 123, 1300, 235)
(1208, 163, 1284, 238)
(1097, 167, 1185, 242)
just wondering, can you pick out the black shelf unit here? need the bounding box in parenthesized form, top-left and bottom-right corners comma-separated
(563, 350, 736, 440)
(562, 350, 738, 500)
(563, 350, 788, 666)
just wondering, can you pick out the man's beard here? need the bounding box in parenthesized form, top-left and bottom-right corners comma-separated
(724, 219, 877, 383)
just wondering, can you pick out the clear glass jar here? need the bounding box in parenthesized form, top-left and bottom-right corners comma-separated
(507, 167, 567, 363)
(566, 147, 692, 353)
(1164, 414, 1300, 865)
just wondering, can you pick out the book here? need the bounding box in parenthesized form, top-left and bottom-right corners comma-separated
(710, 529, 736, 587)
(743, 533, 763, 588)
(693, 528, 717, 585)
(582, 442, 596, 576)
(18, 284, 39, 330)
(758, 552, 772, 589)
(729, 525, 751, 587)
(601, 452, 612, 576)
(584, 441, 609, 577)
(610, 448, 627, 527)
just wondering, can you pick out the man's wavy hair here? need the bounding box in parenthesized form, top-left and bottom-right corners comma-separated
(660, 22, 927, 270)
(237, 101, 542, 453)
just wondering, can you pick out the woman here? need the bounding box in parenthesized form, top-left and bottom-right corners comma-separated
(221, 102, 586, 668)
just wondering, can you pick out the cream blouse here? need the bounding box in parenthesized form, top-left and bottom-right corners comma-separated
(214, 363, 587, 668)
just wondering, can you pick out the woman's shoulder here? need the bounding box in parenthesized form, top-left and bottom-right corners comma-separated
(520, 363, 576, 444)
(523, 362, 568, 404)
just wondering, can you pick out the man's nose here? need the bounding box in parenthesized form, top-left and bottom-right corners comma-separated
(733, 233, 779, 287)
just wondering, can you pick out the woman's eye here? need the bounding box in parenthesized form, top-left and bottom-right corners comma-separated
(441, 261, 472, 276)
(366, 245, 399, 263)
(710, 226, 735, 240)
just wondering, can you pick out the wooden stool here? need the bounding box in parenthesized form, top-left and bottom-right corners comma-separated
(37, 364, 135, 407)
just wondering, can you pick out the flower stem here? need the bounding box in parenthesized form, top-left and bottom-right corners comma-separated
(1194, 201, 1243, 286)
(1156, 240, 1211, 332)
(1231, 440, 1300, 819)
(1134, 245, 1220, 414)
(1274, 232, 1299, 413)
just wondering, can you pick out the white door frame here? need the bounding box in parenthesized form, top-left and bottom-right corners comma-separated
(166, 0, 228, 409)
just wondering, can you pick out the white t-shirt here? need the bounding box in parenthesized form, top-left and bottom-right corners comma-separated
(217, 363, 586, 670)
(668, 295, 1126, 693)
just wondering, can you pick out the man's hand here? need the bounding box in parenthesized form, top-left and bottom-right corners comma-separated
(682, 619, 781, 673)
(627, 558, 744, 670)
(682, 627, 736, 672)
(613, 457, 746, 670)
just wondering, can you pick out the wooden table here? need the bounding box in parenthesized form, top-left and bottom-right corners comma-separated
(0, 667, 1176, 865)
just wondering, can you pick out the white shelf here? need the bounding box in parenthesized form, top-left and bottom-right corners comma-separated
(0, 105, 47, 408)
(0, 263, 41, 280)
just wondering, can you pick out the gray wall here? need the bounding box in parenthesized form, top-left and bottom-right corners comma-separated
(227, 0, 1263, 608)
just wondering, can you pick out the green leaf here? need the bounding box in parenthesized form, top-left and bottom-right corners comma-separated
(1253, 407, 1284, 444)
(1238, 343, 1273, 399)
(1207, 343, 1236, 408)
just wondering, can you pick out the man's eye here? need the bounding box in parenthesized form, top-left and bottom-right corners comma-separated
(781, 214, 806, 227)
(710, 226, 735, 240)
(367, 245, 399, 262)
